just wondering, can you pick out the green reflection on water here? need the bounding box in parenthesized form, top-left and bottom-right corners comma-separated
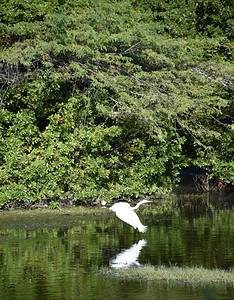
(0, 203, 233, 300)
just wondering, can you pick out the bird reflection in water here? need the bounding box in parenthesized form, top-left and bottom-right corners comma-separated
(110, 239, 147, 269)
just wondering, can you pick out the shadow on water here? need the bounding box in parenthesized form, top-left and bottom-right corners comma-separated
(0, 187, 233, 300)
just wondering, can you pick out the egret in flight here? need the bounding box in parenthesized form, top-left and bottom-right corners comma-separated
(109, 200, 152, 232)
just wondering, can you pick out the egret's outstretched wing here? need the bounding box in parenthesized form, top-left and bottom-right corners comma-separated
(115, 207, 147, 233)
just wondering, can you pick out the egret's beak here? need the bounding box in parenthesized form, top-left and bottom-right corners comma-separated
(147, 200, 153, 203)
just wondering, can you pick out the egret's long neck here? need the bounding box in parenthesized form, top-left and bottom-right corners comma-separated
(132, 201, 145, 210)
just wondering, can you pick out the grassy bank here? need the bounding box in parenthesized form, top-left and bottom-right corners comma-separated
(98, 265, 234, 285)
(0, 206, 109, 229)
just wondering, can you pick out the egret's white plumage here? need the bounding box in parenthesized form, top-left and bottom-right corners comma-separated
(109, 200, 151, 232)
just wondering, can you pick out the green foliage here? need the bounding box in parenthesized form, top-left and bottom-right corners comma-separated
(132, 0, 233, 39)
(0, 0, 233, 207)
(0, 0, 56, 24)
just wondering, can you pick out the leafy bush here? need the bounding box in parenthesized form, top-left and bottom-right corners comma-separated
(0, 1, 233, 207)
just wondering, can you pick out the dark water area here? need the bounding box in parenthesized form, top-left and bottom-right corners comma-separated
(0, 188, 233, 300)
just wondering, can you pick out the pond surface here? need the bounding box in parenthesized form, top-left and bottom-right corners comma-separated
(0, 188, 233, 300)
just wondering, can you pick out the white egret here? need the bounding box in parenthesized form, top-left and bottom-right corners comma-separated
(109, 200, 152, 232)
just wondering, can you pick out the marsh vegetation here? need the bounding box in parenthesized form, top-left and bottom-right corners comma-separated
(98, 265, 234, 285)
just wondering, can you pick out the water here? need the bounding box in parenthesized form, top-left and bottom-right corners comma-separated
(0, 189, 233, 300)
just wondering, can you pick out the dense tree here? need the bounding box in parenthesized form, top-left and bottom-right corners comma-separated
(0, 0, 233, 207)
